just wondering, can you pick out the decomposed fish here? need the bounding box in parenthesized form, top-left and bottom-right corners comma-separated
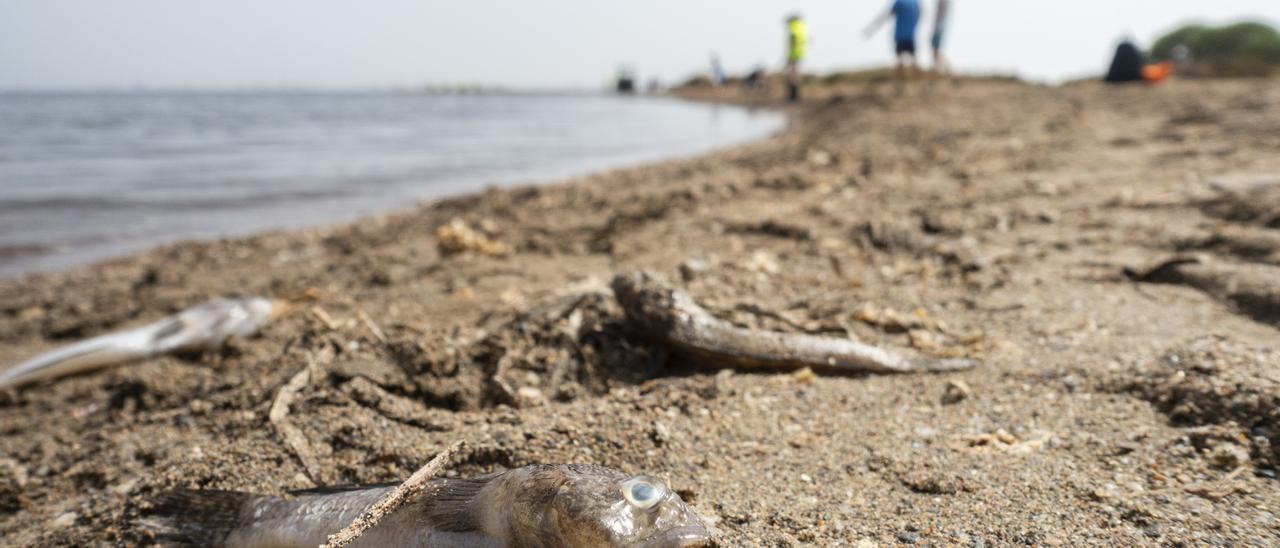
(142, 464, 713, 547)
(0, 297, 283, 389)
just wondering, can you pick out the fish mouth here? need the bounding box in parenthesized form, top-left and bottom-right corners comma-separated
(634, 525, 714, 548)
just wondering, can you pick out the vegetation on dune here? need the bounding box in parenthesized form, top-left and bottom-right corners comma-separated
(1152, 21, 1280, 77)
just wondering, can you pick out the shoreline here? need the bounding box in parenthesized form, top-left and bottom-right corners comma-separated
(4, 79, 1280, 545)
(0, 92, 783, 281)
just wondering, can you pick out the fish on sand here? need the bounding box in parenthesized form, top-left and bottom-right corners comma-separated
(1, 297, 284, 389)
(142, 463, 712, 547)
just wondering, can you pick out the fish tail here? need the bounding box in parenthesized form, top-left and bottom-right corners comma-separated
(0, 340, 144, 390)
(140, 489, 254, 547)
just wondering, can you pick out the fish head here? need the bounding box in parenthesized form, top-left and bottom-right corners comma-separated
(529, 465, 712, 548)
(215, 297, 276, 339)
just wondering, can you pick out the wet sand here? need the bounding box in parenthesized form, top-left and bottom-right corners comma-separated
(2, 78, 1280, 546)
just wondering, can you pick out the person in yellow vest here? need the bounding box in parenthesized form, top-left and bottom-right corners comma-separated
(786, 14, 809, 102)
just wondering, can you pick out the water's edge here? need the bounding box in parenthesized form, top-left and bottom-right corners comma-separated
(0, 94, 785, 279)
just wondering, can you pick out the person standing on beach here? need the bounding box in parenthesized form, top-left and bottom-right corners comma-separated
(931, 0, 954, 82)
(785, 14, 809, 102)
(865, 0, 922, 93)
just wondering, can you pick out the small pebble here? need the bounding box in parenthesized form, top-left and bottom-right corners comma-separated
(808, 149, 834, 166)
(1209, 443, 1250, 470)
(50, 512, 77, 528)
(897, 531, 921, 544)
(679, 258, 710, 281)
(650, 420, 671, 446)
(1143, 524, 1163, 538)
(516, 386, 547, 408)
(942, 380, 972, 404)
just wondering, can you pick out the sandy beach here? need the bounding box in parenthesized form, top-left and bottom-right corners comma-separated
(3, 78, 1280, 546)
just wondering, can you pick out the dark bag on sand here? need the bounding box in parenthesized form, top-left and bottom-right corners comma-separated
(1105, 41, 1145, 83)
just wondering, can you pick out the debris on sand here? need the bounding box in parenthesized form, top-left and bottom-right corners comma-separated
(612, 270, 976, 374)
(959, 429, 1052, 454)
(436, 218, 512, 257)
(1123, 254, 1210, 283)
(1192, 225, 1280, 265)
(941, 380, 971, 404)
(1108, 339, 1280, 467)
(1200, 179, 1280, 228)
(269, 357, 331, 486)
(1126, 254, 1280, 324)
(791, 367, 817, 385)
(322, 440, 466, 548)
(854, 302, 927, 333)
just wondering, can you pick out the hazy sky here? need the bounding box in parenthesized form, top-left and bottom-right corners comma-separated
(2, 1, 1277, 90)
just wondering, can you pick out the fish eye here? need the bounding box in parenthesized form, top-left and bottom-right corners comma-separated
(620, 476, 668, 511)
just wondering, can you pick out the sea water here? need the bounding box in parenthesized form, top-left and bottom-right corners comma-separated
(0, 91, 783, 277)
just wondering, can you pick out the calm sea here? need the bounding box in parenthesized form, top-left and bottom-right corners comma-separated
(0, 92, 783, 277)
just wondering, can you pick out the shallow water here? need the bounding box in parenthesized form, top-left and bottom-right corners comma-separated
(0, 92, 783, 277)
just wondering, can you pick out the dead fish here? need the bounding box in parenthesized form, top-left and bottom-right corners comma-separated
(142, 464, 712, 548)
(0, 297, 283, 389)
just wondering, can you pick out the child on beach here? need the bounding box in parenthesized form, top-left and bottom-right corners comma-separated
(865, 0, 922, 93)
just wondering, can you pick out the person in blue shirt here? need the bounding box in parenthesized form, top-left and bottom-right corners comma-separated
(864, 0, 922, 93)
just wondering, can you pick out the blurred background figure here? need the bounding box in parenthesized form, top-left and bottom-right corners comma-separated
(744, 65, 767, 93)
(865, 0, 922, 93)
(1104, 38, 1146, 83)
(615, 65, 637, 94)
(786, 13, 809, 102)
(931, 0, 954, 82)
(1170, 43, 1193, 74)
(711, 54, 726, 86)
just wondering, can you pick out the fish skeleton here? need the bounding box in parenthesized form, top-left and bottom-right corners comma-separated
(0, 297, 280, 390)
(142, 463, 712, 548)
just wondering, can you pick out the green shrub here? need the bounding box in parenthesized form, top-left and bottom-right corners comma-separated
(1151, 21, 1280, 77)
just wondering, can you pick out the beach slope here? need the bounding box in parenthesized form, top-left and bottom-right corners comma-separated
(2, 79, 1280, 545)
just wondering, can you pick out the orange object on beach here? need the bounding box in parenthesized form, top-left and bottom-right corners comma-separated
(1142, 61, 1174, 84)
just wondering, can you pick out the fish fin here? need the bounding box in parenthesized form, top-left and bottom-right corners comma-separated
(287, 477, 494, 532)
(148, 317, 187, 346)
(288, 481, 401, 495)
(140, 489, 255, 547)
(419, 476, 497, 532)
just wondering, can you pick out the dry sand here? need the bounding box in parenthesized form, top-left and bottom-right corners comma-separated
(2, 79, 1280, 546)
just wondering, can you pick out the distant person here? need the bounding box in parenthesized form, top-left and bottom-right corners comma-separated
(616, 66, 637, 94)
(786, 14, 809, 102)
(1170, 43, 1193, 74)
(711, 54, 726, 86)
(1105, 39, 1145, 84)
(930, 0, 954, 82)
(744, 66, 767, 93)
(865, 0, 922, 93)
